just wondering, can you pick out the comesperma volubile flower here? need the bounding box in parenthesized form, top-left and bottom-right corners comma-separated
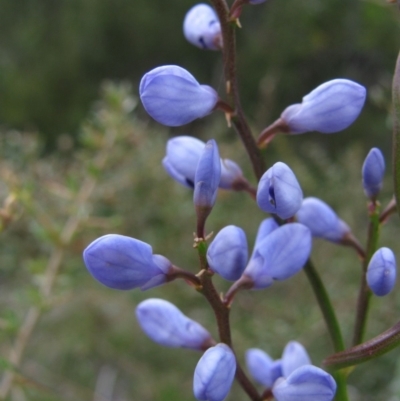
(163, 136, 244, 190)
(140, 65, 218, 126)
(257, 162, 303, 220)
(251, 217, 279, 259)
(136, 298, 213, 350)
(83, 234, 172, 290)
(296, 197, 351, 243)
(219, 158, 245, 190)
(281, 341, 311, 377)
(242, 223, 312, 289)
(193, 343, 236, 401)
(194, 139, 221, 210)
(245, 348, 276, 388)
(367, 247, 397, 296)
(163, 136, 204, 188)
(362, 147, 385, 199)
(183, 4, 222, 50)
(272, 365, 337, 401)
(206, 225, 248, 281)
(257, 79, 366, 147)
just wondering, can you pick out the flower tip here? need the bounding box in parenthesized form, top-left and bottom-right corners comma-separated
(207, 225, 248, 281)
(367, 247, 397, 296)
(136, 298, 212, 349)
(183, 4, 222, 51)
(362, 147, 385, 199)
(257, 162, 303, 220)
(281, 79, 366, 135)
(139, 65, 218, 127)
(273, 365, 336, 401)
(194, 344, 236, 401)
(83, 234, 161, 291)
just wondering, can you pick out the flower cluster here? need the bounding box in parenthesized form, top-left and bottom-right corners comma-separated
(81, 1, 400, 401)
(246, 342, 337, 401)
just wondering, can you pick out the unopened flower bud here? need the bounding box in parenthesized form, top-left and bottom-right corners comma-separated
(140, 65, 218, 126)
(251, 218, 279, 259)
(183, 4, 222, 50)
(362, 148, 385, 199)
(219, 158, 244, 190)
(273, 365, 336, 401)
(257, 162, 303, 220)
(163, 136, 204, 188)
(163, 136, 244, 190)
(136, 298, 212, 349)
(243, 223, 312, 289)
(83, 234, 171, 290)
(296, 197, 350, 243)
(246, 348, 275, 388)
(281, 79, 366, 134)
(282, 341, 311, 377)
(207, 225, 248, 281)
(194, 139, 221, 210)
(367, 247, 397, 296)
(194, 343, 236, 401)
(258, 79, 366, 147)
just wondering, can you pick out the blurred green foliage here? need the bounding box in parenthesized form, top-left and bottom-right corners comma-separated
(0, 83, 400, 400)
(0, 0, 399, 152)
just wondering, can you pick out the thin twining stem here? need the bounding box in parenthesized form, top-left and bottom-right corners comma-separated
(324, 320, 400, 370)
(197, 269, 262, 401)
(0, 128, 118, 400)
(209, 0, 265, 181)
(352, 204, 380, 346)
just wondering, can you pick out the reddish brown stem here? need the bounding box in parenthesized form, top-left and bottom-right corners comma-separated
(210, 0, 265, 181)
(257, 118, 290, 148)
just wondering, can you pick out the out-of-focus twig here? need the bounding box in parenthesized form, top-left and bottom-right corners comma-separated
(0, 125, 118, 399)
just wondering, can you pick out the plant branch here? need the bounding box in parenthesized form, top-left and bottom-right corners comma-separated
(303, 260, 345, 353)
(352, 203, 380, 346)
(324, 320, 400, 370)
(210, 0, 265, 181)
(198, 271, 261, 401)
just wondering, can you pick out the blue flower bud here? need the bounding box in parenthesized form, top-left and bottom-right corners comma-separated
(245, 348, 275, 388)
(83, 234, 170, 290)
(193, 343, 236, 401)
(281, 79, 366, 134)
(296, 197, 350, 243)
(362, 147, 385, 199)
(207, 225, 248, 281)
(270, 359, 284, 383)
(163, 136, 244, 190)
(257, 162, 303, 220)
(367, 247, 397, 296)
(219, 158, 244, 189)
(140, 254, 173, 290)
(194, 139, 221, 209)
(282, 341, 311, 378)
(273, 365, 337, 401)
(243, 223, 312, 289)
(163, 136, 205, 188)
(140, 65, 218, 126)
(251, 218, 279, 259)
(136, 298, 212, 350)
(183, 4, 222, 50)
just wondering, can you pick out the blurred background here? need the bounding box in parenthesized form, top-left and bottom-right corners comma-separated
(1, 0, 400, 400)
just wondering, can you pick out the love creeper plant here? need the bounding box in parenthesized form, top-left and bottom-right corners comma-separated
(83, 1, 400, 401)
